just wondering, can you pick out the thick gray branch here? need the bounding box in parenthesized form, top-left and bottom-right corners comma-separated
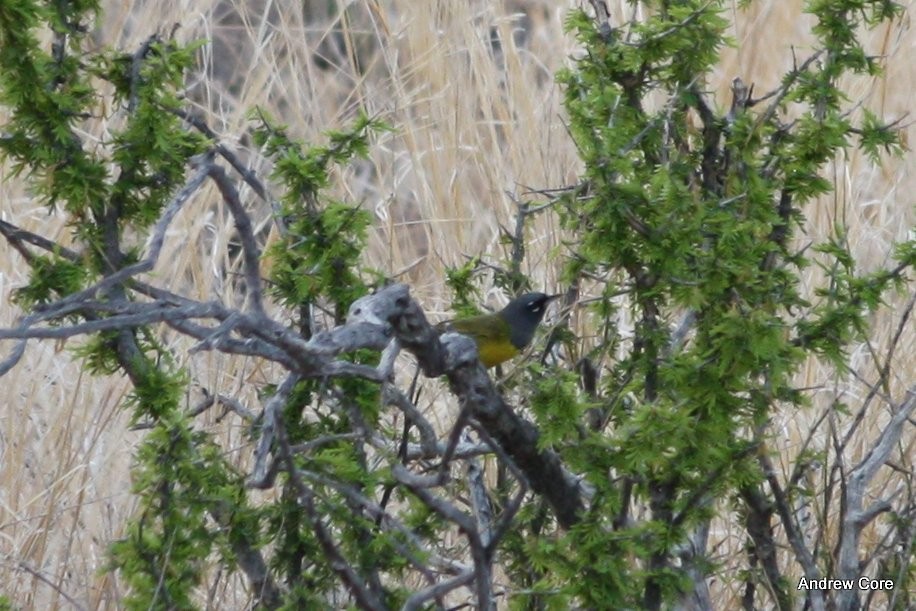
(359, 283, 585, 529)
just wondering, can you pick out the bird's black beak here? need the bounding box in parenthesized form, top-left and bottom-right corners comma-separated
(546, 293, 563, 303)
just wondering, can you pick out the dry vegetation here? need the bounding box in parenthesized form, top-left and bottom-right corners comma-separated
(0, 0, 913, 608)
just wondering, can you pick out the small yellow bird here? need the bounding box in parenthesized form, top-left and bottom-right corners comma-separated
(439, 292, 559, 368)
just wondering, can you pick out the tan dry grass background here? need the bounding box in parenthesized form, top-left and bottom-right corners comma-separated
(0, 0, 913, 608)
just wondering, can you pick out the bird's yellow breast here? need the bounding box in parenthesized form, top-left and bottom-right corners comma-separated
(444, 315, 519, 368)
(476, 341, 519, 368)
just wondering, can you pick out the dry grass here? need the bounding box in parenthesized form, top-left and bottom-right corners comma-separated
(0, 0, 913, 608)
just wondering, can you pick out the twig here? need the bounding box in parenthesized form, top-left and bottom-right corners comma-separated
(835, 388, 916, 610)
(402, 570, 476, 611)
(0, 301, 223, 340)
(28, 156, 212, 323)
(274, 392, 386, 610)
(207, 164, 266, 316)
(393, 463, 493, 608)
(169, 106, 272, 204)
(0, 339, 27, 377)
(758, 451, 826, 611)
(465, 429, 494, 548)
(0, 219, 80, 262)
(382, 384, 437, 453)
(17, 562, 88, 611)
(248, 373, 300, 488)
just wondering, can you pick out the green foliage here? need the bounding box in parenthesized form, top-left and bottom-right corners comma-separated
(93, 40, 211, 230)
(0, 21, 403, 608)
(259, 113, 386, 320)
(0, 0, 107, 219)
(858, 108, 904, 161)
(0, 0, 208, 274)
(267, 199, 372, 317)
(107, 348, 249, 609)
(530, 367, 586, 447)
(254, 111, 388, 202)
(70, 330, 125, 375)
(11, 254, 88, 307)
(0, 1, 256, 606)
(255, 114, 413, 605)
(519, 0, 912, 607)
(110, 413, 249, 610)
(444, 257, 484, 316)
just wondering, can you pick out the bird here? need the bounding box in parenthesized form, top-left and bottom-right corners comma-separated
(439, 292, 560, 368)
